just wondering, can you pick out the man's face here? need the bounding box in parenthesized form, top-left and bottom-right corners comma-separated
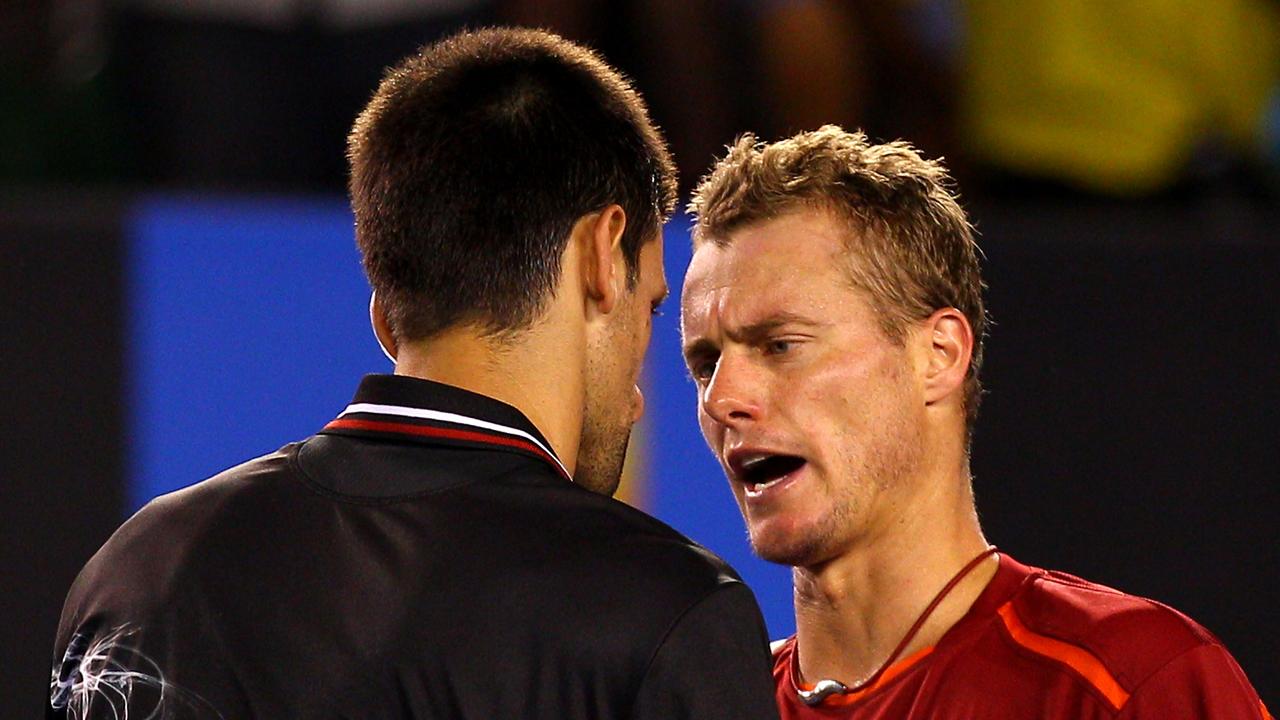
(681, 210, 926, 567)
(577, 233, 668, 495)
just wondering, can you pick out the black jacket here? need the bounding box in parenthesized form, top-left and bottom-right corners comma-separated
(48, 374, 779, 719)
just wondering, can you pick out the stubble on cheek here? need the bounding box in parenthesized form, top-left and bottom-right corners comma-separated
(750, 385, 923, 567)
(576, 322, 634, 496)
(575, 418, 631, 496)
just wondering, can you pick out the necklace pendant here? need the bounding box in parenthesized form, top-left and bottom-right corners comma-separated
(797, 678, 851, 706)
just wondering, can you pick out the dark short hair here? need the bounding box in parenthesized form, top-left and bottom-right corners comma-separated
(349, 27, 677, 342)
(691, 126, 986, 436)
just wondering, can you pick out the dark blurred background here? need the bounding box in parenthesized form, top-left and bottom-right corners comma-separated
(3, 0, 1277, 714)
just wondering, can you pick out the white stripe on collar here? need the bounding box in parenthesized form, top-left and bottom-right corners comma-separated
(338, 402, 572, 481)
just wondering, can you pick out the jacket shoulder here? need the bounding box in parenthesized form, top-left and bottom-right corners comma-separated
(597, 500, 746, 591)
(73, 446, 299, 591)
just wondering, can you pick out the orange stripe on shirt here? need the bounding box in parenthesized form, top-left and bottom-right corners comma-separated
(1261, 699, 1273, 720)
(996, 601, 1131, 711)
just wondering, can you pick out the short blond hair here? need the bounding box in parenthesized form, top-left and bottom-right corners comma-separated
(690, 125, 986, 435)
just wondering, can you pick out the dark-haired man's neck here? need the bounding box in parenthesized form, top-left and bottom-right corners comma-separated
(392, 316, 587, 477)
(386, 224, 600, 478)
(374, 207, 633, 486)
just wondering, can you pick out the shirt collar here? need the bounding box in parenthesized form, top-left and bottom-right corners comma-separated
(320, 374, 571, 482)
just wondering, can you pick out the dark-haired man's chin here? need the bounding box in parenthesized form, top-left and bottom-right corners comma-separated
(574, 436, 630, 497)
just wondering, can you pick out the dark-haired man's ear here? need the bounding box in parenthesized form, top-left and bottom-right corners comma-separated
(581, 204, 628, 317)
(919, 307, 973, 406)
(370, 291, 398, 362)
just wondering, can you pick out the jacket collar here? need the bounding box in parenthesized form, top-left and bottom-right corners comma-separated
(319, 374, 571, 482)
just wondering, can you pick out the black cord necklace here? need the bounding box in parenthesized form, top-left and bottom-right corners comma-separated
(795, 546, 999, 706)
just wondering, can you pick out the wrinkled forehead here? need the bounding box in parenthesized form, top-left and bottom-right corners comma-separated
(681, 216, 851, 334)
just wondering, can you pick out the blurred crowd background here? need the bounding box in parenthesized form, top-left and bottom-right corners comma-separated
(3, 0, 1278, 715)
(5, 0, 1280, 199)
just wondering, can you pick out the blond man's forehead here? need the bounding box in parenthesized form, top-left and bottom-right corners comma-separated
(681, 211, 868, 333)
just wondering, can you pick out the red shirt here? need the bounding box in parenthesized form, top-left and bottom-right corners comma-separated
(774, 554, 1271, 719)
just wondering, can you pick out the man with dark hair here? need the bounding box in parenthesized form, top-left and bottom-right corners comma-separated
(47, 28, 779, 719)
(681, 125, 1270, 718)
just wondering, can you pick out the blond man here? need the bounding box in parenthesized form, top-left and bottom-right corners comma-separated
(680, 126, 1269, 719)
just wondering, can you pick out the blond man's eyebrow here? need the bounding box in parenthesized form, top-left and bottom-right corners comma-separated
(728, 312, 823, 343)
(681, 311, 822, 367)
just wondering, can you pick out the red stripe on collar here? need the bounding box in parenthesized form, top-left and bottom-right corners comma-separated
(323, 417, 571, 482)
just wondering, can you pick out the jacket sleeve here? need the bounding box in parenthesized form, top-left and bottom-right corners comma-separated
(1118, 643, 1270, 719)
(631, 582, 781, 720)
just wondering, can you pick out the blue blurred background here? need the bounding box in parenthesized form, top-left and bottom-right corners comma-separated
(3, 0, 1277, 714)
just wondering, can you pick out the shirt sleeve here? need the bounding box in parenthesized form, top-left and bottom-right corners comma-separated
(1118, 643, 1269, 719)
(630, 582, 781, 720)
